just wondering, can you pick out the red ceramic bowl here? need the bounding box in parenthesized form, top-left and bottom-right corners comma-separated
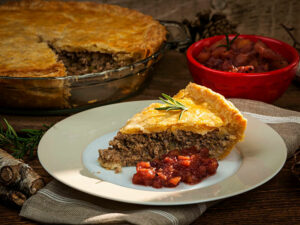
(186, 35, 299, 103)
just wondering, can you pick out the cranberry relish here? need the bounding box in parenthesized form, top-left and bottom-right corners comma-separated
(132, 147, 218, 188)
(197, 37, 288, 73)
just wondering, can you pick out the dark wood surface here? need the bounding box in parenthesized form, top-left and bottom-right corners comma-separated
(0, 51, 299, 224)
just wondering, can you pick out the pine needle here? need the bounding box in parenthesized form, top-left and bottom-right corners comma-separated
(0, 119, 50, 159)
(155, 93, 188, 120)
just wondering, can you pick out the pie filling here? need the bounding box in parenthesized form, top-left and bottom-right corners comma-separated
(48, 44, 128, 75)
(98, 129, 233, 170)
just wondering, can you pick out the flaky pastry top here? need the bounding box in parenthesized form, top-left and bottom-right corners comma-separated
(120, 83, 247, 139)
(0, 0, 166, 77)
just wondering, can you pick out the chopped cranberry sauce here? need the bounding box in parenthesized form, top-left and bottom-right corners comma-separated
(196, 38, 288, 73)
(132, 147, 218, 188)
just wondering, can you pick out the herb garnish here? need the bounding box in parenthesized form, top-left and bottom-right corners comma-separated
(218, 33, 240, 50)
(155, 93, 188, 120)
(0, 119, 50, 159)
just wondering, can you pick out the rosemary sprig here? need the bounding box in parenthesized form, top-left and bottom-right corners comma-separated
(0, 118, 50, 159)
(155, 93, 188, 120)
(218, 33, 240, 50)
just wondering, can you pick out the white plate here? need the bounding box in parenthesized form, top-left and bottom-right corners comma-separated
(38, 100, 287, 205)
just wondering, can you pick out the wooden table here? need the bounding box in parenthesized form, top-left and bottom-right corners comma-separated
(0, 51, 299, 225)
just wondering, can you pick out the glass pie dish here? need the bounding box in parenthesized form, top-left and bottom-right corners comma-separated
(0, 21, 190, 115)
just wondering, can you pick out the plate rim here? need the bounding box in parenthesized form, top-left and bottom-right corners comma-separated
(38, 100, 287, 206)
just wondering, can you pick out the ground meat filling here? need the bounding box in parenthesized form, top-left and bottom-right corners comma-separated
(98, 129, 233, 169)
(55, 51, 128, 75)
(47, 44, 128, 75)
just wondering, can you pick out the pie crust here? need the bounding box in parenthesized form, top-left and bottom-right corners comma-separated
(121, 83, 246, 136)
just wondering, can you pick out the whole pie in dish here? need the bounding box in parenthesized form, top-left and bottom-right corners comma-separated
(98, 83, 247, 171)
(0, 0, 166, 109)
(0, 0, 166, 77)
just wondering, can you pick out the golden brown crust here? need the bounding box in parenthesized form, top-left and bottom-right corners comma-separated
(121, 83, 247, 135)
(0, 0, 166, 77)
(185, 83, 247, 139)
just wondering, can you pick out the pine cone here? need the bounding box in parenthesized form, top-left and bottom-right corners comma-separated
(183, 11, 237, 42)
(183, 10, 211, 42)
(202, 14, 237, 38)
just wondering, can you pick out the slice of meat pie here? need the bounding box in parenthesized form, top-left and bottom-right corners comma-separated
(98, 83, 247, 171)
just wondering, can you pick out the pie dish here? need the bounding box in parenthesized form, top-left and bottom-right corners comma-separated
(98, 83, 247, 170)
(0, 0, 167, 109)
(0, 0, 166, 77)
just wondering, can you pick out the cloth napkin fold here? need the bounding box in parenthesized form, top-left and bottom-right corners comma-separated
(230, 98, 300, 158)
(20, 99, 300, 225)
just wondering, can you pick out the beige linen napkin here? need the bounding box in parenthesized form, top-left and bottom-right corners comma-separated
(230, 99, 300, 158)
(20, 99, 300, 225)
